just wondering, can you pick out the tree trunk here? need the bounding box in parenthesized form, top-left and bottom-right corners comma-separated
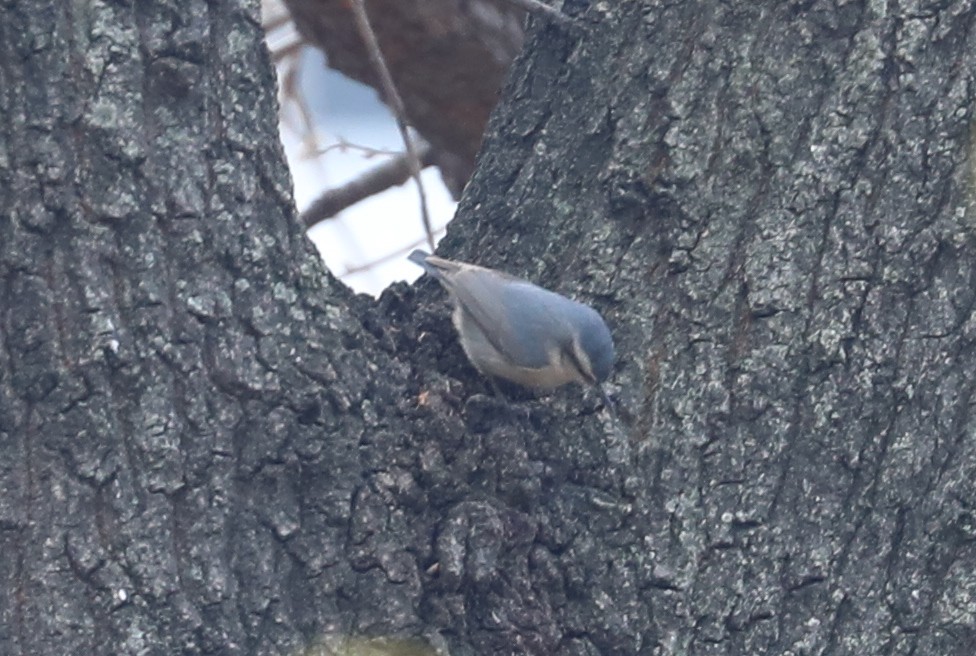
(2, 1, 975, 656)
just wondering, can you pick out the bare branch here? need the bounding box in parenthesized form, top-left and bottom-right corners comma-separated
(301, 143, 437, 229)
(348, 0, 435, 250)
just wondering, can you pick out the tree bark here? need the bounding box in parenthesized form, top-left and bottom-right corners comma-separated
(3, 1, 976, 656)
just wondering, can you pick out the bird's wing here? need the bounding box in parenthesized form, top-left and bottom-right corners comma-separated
(448, 269, 560, 370)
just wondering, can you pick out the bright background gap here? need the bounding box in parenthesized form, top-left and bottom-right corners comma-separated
(278, 48, 457, 296)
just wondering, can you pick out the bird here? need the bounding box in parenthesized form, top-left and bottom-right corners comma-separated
(408, 249, 615, 410)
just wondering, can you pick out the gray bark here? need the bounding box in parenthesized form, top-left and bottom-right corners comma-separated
(2, 1, 976, 656)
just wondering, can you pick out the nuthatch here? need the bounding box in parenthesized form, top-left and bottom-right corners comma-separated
(409, 250, 615, 407)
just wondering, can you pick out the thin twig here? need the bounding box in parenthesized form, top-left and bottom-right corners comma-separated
(269, 37, 305, 65)
(348, 0, 435, 250)
(302, 142, 437, 229)
(280, 54, 321, 156)
(495, 0, 575, 26)
(260, 0, 293, 32)
(339, 227, 450, 277)
(262, 11, 294, 34)
(314, 137, 401, 159)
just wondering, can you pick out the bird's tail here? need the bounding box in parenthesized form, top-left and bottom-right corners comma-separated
(408, 249, 459, 279)
(407, 249, 433, 269)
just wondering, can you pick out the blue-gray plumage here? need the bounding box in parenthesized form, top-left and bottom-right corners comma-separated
(409, 250, 615, 403)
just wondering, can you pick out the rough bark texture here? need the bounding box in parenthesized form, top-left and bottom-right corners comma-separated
(0, 1, 401, 654)
(281, 0, 526, 194)
(3, 1, 976, 656)
(436, 2, 976, 653)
